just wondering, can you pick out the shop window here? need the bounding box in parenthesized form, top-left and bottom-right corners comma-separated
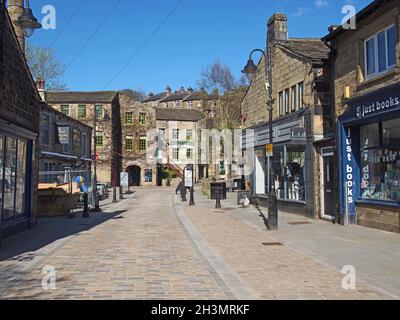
(273, 145, 306, 202)
(364, 25, 397, 78)
(360, 123, 380, 148)
(0, 137, 3, 220)
(3, 137, 17, 221)
(360, 119, 400, 202)
(15, 140, 27, 217)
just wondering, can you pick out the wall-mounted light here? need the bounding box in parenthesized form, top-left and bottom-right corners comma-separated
(344, 84, 351, 100)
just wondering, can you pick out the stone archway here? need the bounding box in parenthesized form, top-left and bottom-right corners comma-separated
(126, 165, 141, 187)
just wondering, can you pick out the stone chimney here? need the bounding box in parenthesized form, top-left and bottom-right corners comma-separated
(267, 13, 288, 46)
(187, 87, 194, 93)
(36, 78, 46, 102)
(166, 85, 172, 95)
(179, 86, 185, 93)
(7, 0, 25, 52)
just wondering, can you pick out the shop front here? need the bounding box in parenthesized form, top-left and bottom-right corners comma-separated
(338, 82, 400, 232)
(0, 121, 36, 238)
(245, 115, 313, 217)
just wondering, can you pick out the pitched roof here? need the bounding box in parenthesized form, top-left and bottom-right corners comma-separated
(277, 39, 330, 64)
(160, 92, 189, 103)
(322, 0, 388, 41)
(46, 91, 118, 104)
(156, 108, 204, 122)
(142, 92, 168, 103)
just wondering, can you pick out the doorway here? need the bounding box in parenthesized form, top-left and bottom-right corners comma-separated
(127, 166, 141, 187)
(320, 148, 335, 220)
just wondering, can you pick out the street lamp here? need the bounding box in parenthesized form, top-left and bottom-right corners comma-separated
(13, 0, 42, 38)
(242, 47, 278, 230)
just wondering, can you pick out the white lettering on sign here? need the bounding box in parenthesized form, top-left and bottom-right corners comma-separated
(356, 97, 400, 118)
(345, 129, 354, 204)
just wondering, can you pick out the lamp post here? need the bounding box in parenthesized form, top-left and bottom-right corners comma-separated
(91, 106, 101, 212)
(242, 47, 278, 230)
(12, 0, 41, 38)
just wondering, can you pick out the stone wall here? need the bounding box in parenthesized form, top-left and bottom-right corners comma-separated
(0, 11, 41, 230)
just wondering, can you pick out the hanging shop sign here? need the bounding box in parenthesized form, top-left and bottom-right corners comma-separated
(72, 129, 81, 146)
(57, 126, 70, 144)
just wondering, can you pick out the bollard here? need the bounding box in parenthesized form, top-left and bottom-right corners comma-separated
(189, 187, 195, 206)
(113, 187, 118, 203)
(83, 193, 89, 218)
(119, 186, 124, 200)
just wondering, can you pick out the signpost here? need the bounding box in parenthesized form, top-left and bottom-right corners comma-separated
(185, 164, 195, 206)
(266, 144, 273, 157)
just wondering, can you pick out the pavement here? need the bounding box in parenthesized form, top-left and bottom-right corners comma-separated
(0, 186, 398, 300)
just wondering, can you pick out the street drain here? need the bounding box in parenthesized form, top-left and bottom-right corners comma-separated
(262, 242, 283, 246)
(288, 221, 312, 225)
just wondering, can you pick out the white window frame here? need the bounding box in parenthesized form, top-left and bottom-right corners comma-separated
(172, 129, 179, 140)
(172, 148, 180, 160)
(364, 24, 397, 80)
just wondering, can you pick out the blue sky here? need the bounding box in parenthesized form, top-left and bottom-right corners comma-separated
(28, 0, 372, 93)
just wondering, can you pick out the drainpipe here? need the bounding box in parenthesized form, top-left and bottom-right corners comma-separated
(323, 39, 340, 224)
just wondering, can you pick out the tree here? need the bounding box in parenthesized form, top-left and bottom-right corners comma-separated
(198, 61, 238, 94)
(25, 42, 67, 91)
(119, 89, 147, 102)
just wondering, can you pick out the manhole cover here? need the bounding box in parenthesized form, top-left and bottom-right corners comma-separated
(288, 221, 312, 225)
(262, 242, 283, 246)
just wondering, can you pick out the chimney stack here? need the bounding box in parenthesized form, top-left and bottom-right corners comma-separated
(7, 0, 25, 52)
(166, 85, 172, 95)
(267, 13, 288, 46)
(36, 78, 46, 101)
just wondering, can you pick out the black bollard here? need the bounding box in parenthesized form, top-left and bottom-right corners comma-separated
(119, 186, 124, 200)
(189, 187, 195, 206)
(83, 193, 89, 218)
(113, 187, 118, 203)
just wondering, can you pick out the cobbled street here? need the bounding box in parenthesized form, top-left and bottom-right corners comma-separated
(0, 188, 398, 300)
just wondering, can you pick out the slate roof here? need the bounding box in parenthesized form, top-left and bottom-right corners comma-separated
(160, 92, 189, 103)
(323, 0, 387, 41)
(156, 108, 204, 122)
(46, 91, 118, 104)
(141, 92, 168, 103)
(277, 38, 330, 65)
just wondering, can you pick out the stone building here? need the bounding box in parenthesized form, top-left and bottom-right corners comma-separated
(44, 91, 122, 187)
(323, 0, 400, 232)
(38, 100, 93, 180)
(119, 93, 157, 187)
(142, 86, 219, 182)
(241, 13, 334, 220)
(0, 5, 41, 240)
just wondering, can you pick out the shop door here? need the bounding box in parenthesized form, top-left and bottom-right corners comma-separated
(321, 150, 335, 219)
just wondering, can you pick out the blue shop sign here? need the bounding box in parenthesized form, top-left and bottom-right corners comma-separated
(340, 82, 400, 124)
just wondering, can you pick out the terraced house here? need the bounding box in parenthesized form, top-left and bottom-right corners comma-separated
(323, 0, 400, 233)
(241, 13, 334, 220)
